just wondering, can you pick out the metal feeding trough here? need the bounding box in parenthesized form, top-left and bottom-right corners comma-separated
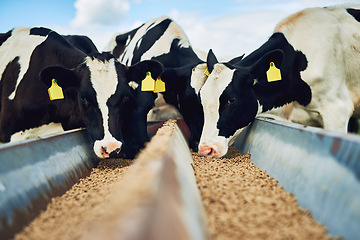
(0, 118, 359, 239)
(233, 117, 360, 240)
(0, 129, 97, 239)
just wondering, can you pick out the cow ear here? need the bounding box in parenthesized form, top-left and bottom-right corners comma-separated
(128, 60, 164, 84)
(206, 49, 218, 74)
(160, 66, 188, 90)
(295, 79, 312, 106)
(250, 49, 284, 78)
(39, 66, 79, 89)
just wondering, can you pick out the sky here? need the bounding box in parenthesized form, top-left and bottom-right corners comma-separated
(0, 0, 358, 59)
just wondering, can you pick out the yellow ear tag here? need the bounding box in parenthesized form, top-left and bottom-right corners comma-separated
(154, 77, 166, 93)
(141, 71, 155, 91)
(48, 79, 64, 101)
(204, 67, 210, 76)
(266, 62, 282, 82)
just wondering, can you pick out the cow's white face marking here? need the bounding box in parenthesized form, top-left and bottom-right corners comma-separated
(119, 16, 191, 65)
(86, 57, 123, 158)
(190, 63, 208, 95)
(198, 64, 235, 158)
(0, 27, 47, 100)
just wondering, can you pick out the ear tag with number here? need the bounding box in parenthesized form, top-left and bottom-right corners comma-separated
(154, 77, 166, 93)
(266, 62, 282, 82)
(48, 79, 64, 101)
(141, 71, 155, 91)
(204, 67, 210, 76)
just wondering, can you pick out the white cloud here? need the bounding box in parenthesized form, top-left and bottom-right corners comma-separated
(65, 0, 358, 59)
(71, 0, 130, 27)
(171, 9, 285, 59)
(168, 0, 357, 59)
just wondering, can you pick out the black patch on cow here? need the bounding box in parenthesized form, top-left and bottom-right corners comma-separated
(347, 8, 360, 22)
(113, 25, 142, 58)
(128, 18, 172, 65)
(63, 35, 98, 55)
(236, 32, 311, 112)
(217, 69, 258, 138)
(0, 56, 20, 118)
(30, 27, 52, 36)
(227, 54, 245, 65)
(0, 30, 12, 47)
(154, 39, 202, 67)
(120, 60, 164, 158)
(161, 65, 204, 150)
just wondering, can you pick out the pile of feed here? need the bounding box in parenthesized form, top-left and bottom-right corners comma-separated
(13, 121, 339, 240)
(192, 147, 339, 239)
(13, 158, 134, 240)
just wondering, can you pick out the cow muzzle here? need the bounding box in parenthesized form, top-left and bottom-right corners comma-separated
(198, 141, 228, 158)
(94, 139, 123, 159)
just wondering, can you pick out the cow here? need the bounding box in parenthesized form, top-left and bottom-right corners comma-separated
(0, 27, 163, 159)
(198, 32, 311, 158)
(106, 16, 214, 151)
(267, 6, 360, 131)
(198, 5, 360, 158)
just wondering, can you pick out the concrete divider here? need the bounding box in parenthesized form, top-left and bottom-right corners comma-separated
(233, 117, 360, 240)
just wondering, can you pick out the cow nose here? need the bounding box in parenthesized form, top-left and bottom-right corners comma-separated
(198, 144, 217, 158)
(100, 146, 110, 158)
(94, 140, 122, 159)
(100, 147, 121, 158)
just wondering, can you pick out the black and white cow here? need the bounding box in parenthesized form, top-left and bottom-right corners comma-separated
(198, 32, 311, 158)
(269, 6, 360, 131)
(106, 16, 209, 151)
(0, 27, 163, 159)
(198, 5, 360, 158)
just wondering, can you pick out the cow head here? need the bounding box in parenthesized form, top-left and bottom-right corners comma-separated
(198, 48, 310, 158)
(120, 59, 164, 158)
(40, 52, 163, 159)
(160, 61, 208, 151)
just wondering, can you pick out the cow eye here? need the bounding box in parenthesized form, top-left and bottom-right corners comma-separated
(227, 98, 236, 105)
(80, 97, 90, 107)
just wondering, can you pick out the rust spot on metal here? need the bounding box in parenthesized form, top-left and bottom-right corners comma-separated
(331, 138, 341, 155)
(317, 133, 324, 141)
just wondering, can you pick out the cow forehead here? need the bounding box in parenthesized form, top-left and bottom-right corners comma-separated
(85, 57, 119, 98)
(201, 64, 235, 98)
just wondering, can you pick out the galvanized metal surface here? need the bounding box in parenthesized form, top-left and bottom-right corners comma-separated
(165, 124, 208, 240)
(0, 120, 194, 239)
(233, 117, 360, 240)
(0, 129, 98, 239)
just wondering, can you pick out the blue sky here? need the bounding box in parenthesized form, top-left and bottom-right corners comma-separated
(0, 0, 357, 58)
